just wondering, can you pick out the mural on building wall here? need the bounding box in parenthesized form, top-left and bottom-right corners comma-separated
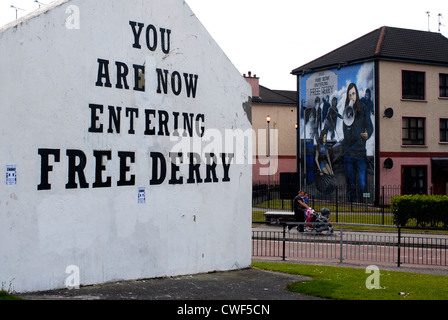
(299, 62, 375, 201)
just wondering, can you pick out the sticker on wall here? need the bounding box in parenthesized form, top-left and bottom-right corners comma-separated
(138, 187, 146, 204)
(6, 165, 17, 185)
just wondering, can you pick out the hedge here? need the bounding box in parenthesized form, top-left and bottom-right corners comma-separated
(391, 194, 448, 228)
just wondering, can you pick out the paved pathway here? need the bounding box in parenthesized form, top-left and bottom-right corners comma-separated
(19, 268, 323, 300)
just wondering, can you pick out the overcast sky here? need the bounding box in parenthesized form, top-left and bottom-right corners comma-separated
(1, 0, 447, 90)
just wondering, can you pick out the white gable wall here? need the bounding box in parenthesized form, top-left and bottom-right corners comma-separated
(0, 0, 252, 293)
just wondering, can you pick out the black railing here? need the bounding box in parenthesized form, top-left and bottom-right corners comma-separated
(252, 222, 448, 267)
(253, 184, 440, 226)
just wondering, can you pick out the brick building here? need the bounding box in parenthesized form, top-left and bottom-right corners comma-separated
(244, 72, 297, 185)
(292, 26, 448, 199)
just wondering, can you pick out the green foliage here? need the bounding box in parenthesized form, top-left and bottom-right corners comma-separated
(391, 194, 448, 227)
(0, 290, 21, 300)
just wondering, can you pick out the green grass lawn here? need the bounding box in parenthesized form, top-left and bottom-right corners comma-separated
(252, 261, 448, 300)
(0, 290, 21, 300)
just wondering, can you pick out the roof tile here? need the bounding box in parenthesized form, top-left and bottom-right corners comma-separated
(292, 26, 448, 75)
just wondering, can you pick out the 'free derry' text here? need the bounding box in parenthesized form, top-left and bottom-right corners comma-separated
(177, 304, 270, 317)
(36, 20, 255, 191)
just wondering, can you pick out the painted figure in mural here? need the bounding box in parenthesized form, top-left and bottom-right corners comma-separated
(323, 96, 343, 140)
(314, 130, 335, 193)
(321, 95, 331, 127)
(305, 96, 322, 142)
(315, 132, 334, 176)
(342, 83, 374, 202)
(361, 88, 374, 116)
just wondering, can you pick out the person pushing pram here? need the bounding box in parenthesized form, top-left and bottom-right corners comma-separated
(289, 191, 333, 235)
(305, 207, 334, 235)
(289, 190, 310, 233)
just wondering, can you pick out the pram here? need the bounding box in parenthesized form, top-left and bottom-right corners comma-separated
(305, 208, 334, 235)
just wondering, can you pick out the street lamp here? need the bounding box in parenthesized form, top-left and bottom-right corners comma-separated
(10, 5, 26, 19)
(300, 99, 308, 188)
(35, 0, 46, 8)
(266, 116, 271, 192)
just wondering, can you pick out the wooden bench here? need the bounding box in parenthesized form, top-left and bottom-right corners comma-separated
(263, 211, 295, 224)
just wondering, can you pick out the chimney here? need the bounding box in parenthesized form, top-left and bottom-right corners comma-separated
(243, 71, 260, 97)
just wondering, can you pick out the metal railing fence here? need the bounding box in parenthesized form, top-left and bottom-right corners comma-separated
(252, 222, 448, 267)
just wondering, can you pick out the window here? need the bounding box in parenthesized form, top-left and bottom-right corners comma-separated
(440, 73, 448, 98)
(440, 119, 448, 142)
(402, 117, 425, 145)
(402, 166, 427, 195)
(402, 70, 425, 100)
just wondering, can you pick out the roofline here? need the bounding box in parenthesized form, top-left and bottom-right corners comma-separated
(291, 27, 383, 75)
(291, 26, 448, 76)
(264, 87, 297, 102)
(291, 56, 448, 76)
(257, 85, 297, 104)
(291, 57, 376, 76)
(0, 0, 69, 33)
(252, 100, 297, 107)
(374, 26, 387, 55)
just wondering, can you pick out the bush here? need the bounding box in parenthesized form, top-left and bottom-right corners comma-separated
(391, 194, 448, 227)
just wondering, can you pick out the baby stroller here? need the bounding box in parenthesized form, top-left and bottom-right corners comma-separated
(305, 208, 334, 235)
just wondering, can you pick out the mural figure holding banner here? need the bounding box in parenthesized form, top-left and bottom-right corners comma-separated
(342, 83, 374, 202)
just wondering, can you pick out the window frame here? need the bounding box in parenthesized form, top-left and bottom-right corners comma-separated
(402, 116, 426, 146)
(440, 118, 448, 143)
(402, 70, 426, 101)
(439, 73, 448, 98)
(401, 165, 428, 195)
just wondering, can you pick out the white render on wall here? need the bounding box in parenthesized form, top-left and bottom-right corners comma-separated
(0, 0, 252, 293)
